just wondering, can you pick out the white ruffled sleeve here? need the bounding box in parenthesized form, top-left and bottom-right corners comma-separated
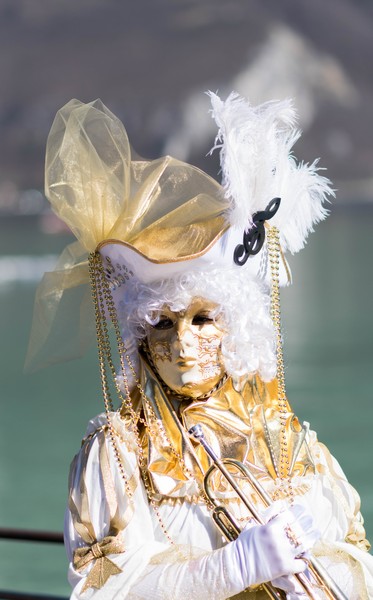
(65, 414, 250, 600)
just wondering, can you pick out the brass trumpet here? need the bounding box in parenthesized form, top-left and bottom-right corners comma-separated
(189, 424, 347, 600)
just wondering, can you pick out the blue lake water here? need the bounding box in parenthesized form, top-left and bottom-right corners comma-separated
(0, 208, 372, 595)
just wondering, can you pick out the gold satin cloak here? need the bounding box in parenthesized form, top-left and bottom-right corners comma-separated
(132, 358, 315, 502)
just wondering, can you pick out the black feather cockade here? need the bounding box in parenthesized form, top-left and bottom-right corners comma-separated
(233, 197, 281, 266)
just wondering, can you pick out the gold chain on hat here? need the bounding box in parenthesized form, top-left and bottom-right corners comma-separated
(89, 252, 178, 543)
(89, 252, 215, 547)
(266, 226, 294, 503)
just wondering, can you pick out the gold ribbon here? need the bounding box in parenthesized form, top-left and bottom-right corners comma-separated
(73, 534, 125, 592)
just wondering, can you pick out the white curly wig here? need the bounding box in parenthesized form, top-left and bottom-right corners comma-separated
(115, 266, 276, 383)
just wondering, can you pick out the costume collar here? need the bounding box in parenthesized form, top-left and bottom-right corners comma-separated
(133, 356, 315, 501)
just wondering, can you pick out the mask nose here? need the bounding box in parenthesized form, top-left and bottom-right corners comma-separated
(174, 319, 194, 355)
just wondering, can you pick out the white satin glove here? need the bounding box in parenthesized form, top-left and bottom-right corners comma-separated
(272, 570, 321, 600)
(225, 501, 320, 592)
(270, 499, 324, 600)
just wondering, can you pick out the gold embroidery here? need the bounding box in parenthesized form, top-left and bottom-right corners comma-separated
(314, 541, 369, 600)
(151, 340, 172, 362)
(198, 333, 223, 378)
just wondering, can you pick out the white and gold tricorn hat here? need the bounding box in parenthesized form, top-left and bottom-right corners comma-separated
(26, 92, 333, 371)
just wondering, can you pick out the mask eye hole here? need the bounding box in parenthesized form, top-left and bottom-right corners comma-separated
(153, 317, 174, 330)
(192, 314, 214, 326)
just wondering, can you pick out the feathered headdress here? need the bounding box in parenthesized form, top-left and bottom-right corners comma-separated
(26, 92, 334, 372)
(209, 91, 333, 254)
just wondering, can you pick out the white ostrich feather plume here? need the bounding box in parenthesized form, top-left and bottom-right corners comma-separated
(209, 91, 334, 253)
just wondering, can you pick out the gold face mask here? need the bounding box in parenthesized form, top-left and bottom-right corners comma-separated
(145, 298, 226, 399)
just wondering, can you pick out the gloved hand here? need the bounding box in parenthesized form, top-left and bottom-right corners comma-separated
(224, 500, 320, 592)
(272, 570, 322, 600)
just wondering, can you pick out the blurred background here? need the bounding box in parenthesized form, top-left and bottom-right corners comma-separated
(0, 0, 372, 595)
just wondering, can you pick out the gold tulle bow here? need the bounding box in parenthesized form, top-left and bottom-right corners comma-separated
(25, 98, 228, 372)
(73, 534, 125, 592)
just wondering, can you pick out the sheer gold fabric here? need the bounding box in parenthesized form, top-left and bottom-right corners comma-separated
(45, 99, 228, 257)
(26, 99, 229, 370)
